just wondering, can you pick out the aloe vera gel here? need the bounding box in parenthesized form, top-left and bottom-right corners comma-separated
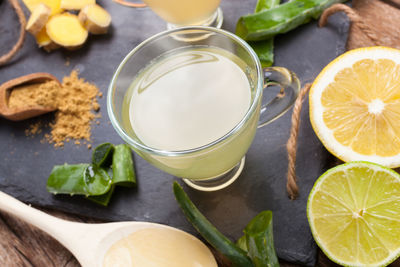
(122, 46, 256, 179)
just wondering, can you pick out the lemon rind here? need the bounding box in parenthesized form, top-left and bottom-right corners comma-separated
(309, 46, 400, 168)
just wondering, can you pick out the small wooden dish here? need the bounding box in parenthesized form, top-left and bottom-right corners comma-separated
(0, 73, 60, 121)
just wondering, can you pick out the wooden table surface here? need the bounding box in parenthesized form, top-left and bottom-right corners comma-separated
(1, 206, 400, 266)
(0, 206, 330, 267)
(0, 204, 382, 267)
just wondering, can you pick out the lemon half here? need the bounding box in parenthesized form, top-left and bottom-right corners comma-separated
(310, 47, 400, 167)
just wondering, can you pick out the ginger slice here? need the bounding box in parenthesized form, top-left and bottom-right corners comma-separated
(22, 0, 63, 15)
(26, 3, 51, 35)
(78, 4, 111, 34)
(46, 13, 88, 49)
(60, 0, 95, 10)
(36, 28, 60, 52)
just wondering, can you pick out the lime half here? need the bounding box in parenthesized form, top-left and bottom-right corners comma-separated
(307, 161, 400, 266)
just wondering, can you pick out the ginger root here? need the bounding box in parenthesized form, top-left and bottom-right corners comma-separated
(78, 4, 111, 34)
(36, 28, 60, 52)
(26, 3, 51, 35)
(60, 0, 95, 10)
(22, 0, 63, 15)
(46, 13, 88, 50)
(22, 0, 110, 51)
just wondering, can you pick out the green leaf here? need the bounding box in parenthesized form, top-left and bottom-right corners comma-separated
(47, 164, 89, 195)
(238, 211, 279, 267)
(255, 0, 280, 12)
(173, 182, 254, 267)
(87, 185, 115, 206)
(83, 165, 112, 195)
(112, 144, 136, 187)
(47, 143, 137, 205)
(249, 40, 274, 68)
(92, 143, 115, 167)
(237, 235, 248, 251)
(47, 164, 111, 196)
(236, 0, 345, 41)
(251, 0, 280, 68)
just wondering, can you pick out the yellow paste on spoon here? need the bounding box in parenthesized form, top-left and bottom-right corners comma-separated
(103, 227, 217, 267)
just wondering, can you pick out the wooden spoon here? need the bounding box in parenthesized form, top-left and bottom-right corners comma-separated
(0, 191, 217, 267)
(0, 73, 59, 121)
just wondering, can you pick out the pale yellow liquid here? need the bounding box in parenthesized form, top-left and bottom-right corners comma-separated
(142, 0, 220, 25)
(103, 228, 217, 267)
(122, 47, 257, 179)
(127, 47, 251, 151)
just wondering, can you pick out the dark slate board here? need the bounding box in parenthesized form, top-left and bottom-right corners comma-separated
(0, 1, 348, 266)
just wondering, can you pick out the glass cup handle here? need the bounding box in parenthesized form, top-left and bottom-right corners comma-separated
(258, 67, 301, 128)
(114, 0, 147, 8)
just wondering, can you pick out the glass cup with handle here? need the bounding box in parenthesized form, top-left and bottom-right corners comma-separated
(122, 0, 223, 29)
(107, 27, 300, 191)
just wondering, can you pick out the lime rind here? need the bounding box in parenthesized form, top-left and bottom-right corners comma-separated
(309, 46, 400, 168)
(307, 161, 400, 267)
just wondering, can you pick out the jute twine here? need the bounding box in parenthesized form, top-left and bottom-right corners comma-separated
(286, 2, 389, 200)
(0, 0, 26, 67)
(286, 83, 312, 200)
(319, 4, 384, 46)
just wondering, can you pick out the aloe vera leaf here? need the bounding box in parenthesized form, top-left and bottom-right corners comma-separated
(249, 36, 275, 68)
(237, 235, 248, 251)
(47, 164, 111, 196)
(250, 0, 280, 67)
(87, 185, 115, 206)
(238, 211, 279, 267)
(255, 0, 280, 12)
(83, 165, 112, 195)
(112, 144, 136, 187)
(173, 182, 254, 267)
(236, 0, 345, 41)
(92, 143, 115, 167)
(47, 164, 88, 195)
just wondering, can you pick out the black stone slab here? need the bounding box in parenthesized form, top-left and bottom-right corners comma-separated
(0, 0, 349, 265)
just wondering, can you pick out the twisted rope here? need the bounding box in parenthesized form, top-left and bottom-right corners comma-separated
(285, 3, 385, 200)
(286, 83, 312, 200)
(319, 3, 383, 46)
(0, 0, 26, 66)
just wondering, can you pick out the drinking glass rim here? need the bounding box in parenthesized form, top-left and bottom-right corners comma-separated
(107, 26, 263, 156)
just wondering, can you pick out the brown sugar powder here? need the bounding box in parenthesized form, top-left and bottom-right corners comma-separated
(8, 82, 58, 109)
(25, 122, 43, 136)
(48, 70, 101, 147)
(8, 70, 101, 147)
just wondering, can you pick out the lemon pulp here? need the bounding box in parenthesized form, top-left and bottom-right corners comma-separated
(321, 58, 400, 156)
(310, 47, 400, 167)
